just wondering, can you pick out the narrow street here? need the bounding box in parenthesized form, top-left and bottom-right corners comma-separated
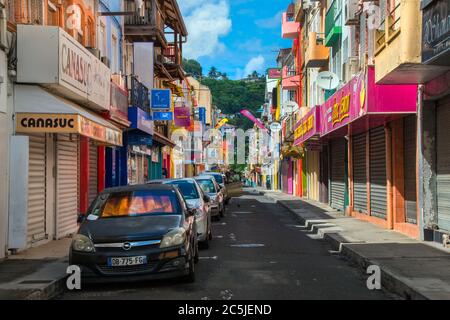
(58, 191, 389, 300)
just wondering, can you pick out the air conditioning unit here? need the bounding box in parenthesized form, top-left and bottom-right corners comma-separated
(87, 47, 101, 59)
(344, 0, 360, 26)
(101, 56, 110, 68)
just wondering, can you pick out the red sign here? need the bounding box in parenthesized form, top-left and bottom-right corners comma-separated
(174, 106, 192, 127)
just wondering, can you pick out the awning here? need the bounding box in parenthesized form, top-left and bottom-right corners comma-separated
(14, 85, 123, 146)
(153, 131, 176, 148)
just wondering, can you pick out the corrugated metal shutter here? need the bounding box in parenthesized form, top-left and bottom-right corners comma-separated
(369, 126, 387, 219)
(330, 139, 346, 211)
(436, 97, 450, 231)
(404, 115, 417, 224)
(27, 133, 47, 244)
(353, 133, 367, 213)
(88, 141, 98, 206)
(56, 134, 79, 239)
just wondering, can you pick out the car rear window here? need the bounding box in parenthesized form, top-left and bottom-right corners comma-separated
(166, 181, 199, 200)
(210, 174, 223, 184)
(196, 179, 216, 194)
(90, 190, 181, 218)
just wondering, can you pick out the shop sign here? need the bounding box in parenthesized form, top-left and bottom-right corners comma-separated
(294, 106, 320, 146)
(267, 68, 282, 79)
(174, 106, 192, 127)
(422, 0, 450, 65)
(129, 107, 154, 135)
(17, 25, 111, 111)
(15, 113, 122, 146)
(151, 89, 172, 109)
(152, 111, 174, 121)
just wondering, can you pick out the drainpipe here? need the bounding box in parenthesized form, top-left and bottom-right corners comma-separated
(417, 84, 425, 240)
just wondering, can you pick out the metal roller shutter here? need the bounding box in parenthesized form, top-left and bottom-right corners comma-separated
(404, 115, 417, 224)
(27, 133, 47, 244)
(330, 139, 346, 211)
(437, 97, 450, 231)
(353, 133, 367, 213)
(88, 141, 98, 206)
(369, 126, 387, 219)
(56, 134, 79, 239)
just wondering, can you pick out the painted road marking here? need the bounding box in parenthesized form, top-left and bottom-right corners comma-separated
(199, 256, 218, 260)
(230, 244, 265, 248)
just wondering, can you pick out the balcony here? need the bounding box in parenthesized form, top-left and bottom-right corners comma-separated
(282, 9, 300, 39)
(282, 66, 300, 90)
(109, 80, 131, 127)
(325, 0, 342, 47)
(374, 0, 434, 84)
(305, 32, 329, 68)
(128, 76, 150, 113)
(124, 0, 167, 47)
(294, 0, 306, 23)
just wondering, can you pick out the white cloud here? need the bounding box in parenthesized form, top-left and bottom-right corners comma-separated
(179, 0, 232, 59)
(255, 11, 283, 29)
(235, 55, 266, 79)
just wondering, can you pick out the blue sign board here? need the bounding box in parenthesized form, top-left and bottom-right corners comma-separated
(198, 107, 206, 125)
(128, 107, 154, 135)
(128, 132, 153, 146)
(151, 89, 172, 109)
(152, 111, 174, 121)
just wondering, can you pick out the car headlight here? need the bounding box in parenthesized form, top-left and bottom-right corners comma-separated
(160, 228, 186, 248)
(72, 234, 95, 253)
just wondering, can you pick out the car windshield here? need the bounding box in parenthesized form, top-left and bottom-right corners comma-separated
(196, 179, 216, 194)
(209, 174, 223, 184)
(166, 181, 199, 200)
(89, 190, 181, 218)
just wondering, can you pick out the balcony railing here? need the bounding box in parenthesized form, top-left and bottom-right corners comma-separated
(387, 1, 401, 41)
(124, 0, 166, 44)
(375, 1, 401, 55)
(128, 76, 150, 113)
(163, 44, 182, 65)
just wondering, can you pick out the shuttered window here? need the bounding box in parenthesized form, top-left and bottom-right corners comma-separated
(330, 139, 346, 211)
(369, 126, 387, 219)
(404, 115, 417, 224)
(56, 134, 79, 239)
(436, 97, 450, 231)
(353, 133, 367, 213)
(88, 141, 98, 206)
(27, 133, 47, 244)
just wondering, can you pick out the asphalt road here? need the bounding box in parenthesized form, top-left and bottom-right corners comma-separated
(57, 190, 391, 300)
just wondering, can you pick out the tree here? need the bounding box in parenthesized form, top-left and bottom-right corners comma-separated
(208, 66, 220, 79)
(182, 58, 203, 78)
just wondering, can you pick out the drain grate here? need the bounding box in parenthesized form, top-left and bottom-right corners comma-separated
(20, 280, 53, 284)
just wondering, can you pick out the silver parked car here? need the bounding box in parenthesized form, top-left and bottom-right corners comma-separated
(194, 175, 225, 220)
(148, 178, 213, 248)
(202, 171, 230, 204)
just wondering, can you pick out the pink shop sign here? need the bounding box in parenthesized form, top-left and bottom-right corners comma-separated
(320, 66, 418, 136)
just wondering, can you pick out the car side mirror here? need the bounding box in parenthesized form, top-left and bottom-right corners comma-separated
(77, 213, 86, 224)
(188, 208, 197, 217)
(203, 195, 210, 203)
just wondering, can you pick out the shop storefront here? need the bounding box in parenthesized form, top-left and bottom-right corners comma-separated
(320, 66, 418, 234)
(123, 107, 154, 185)
(420, 0, 450, 242)
(294, 106, 321, 201)
(12, 85, 122, 248)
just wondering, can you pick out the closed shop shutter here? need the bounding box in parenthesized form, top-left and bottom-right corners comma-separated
(56, 134, 79, 239)
(27, 133, 47, 244)
(436, 97, 450, 231)
(369, 126, 387, 219)
(330, 139, 346, 211)
(307, 151, 320, 201)
(88, 141, 98, 206)
(353, 133, 367, 213)
(404, 115, 417, 224)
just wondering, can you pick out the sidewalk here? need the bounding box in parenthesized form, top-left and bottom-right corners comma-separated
(0, 239, 70, 300)
(257, 188, 450, 300)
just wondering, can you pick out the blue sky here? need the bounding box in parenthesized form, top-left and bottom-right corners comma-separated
(178, 0, 292, 80)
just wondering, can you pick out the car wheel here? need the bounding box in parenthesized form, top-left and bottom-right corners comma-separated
(194, 241, 199, 263)
(200, 235, 210, 249)
(184, 255, 196, 283)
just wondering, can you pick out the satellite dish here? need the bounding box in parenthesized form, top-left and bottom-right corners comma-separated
(317, 71, 339, 90)
(284, 101, 299, 114)
(270, 122, 282, 132)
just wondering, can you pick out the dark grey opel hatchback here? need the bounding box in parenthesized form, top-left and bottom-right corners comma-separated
(69, 184, 199, 283)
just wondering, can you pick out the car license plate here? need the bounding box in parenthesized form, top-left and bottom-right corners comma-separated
(107, 256, 147, 267)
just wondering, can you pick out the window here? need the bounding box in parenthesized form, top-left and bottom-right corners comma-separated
(167, 181, 200, 200)
(47, 1, 59, 26)
(90, 190, 181, 218)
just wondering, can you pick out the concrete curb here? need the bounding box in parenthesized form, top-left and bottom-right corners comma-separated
(25, 275, 68, 300)
(261, 191, 431, 300)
